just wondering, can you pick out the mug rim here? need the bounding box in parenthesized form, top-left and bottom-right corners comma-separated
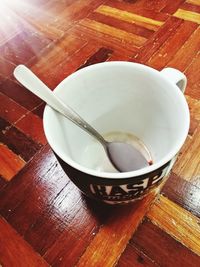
(43, 61, 190, 179)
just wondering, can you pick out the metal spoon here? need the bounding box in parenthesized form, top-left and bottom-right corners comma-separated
(14, 65, 149, 172)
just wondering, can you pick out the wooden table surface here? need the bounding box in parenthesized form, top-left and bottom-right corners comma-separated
(0, 0, 200, 266)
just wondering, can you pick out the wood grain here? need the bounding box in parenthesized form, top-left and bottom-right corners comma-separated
(161, 0, 185, 14)
(0, 216, 49, 267)
(88, 12, 154, 38)
(181, 2, 200, 13)
(76, 192, 157, 267)
(1, 125, 42, 162)
(0, 146, 67, 232)
(162, 172, 200, 218)
(15, 112, 47, 145)
(147, 195, 200, 256)
(0, 175, 7, 191)
(106, 0, 169, 21)
(0, 28, 52, 65)
(133, 16, 183, 64)
(0, 58, 16, 77)
(117, 242, 159, 267)
(96, 5, 164, 30)
(131, 218, 200, 267)
(0, 143, 25, 181)
(173, 126, 200, 182)
(166, 26, 200, 72)
(0, 92, 28, 124)
(0, 78, 42, 110)
(186, 95, 200, 122)
(174, 9, 200, 23)
(77, 47, 113, 70)
(80, 19, 147, 47)
(186, 0, 200, 5)
(147, 20, 198, 69)
(185, 51, 200, 100)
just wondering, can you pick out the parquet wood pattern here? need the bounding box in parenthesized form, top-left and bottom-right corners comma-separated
(0, 0, 200, 266)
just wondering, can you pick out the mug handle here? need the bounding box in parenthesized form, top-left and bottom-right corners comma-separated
(160, 67, 187, 93)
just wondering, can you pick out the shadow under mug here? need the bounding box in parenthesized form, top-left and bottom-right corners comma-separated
(43, 62, 190, 204)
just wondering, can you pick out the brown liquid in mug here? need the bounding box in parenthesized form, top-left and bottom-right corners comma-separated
(81, 131, 153, 173)
(105, 132, 153, 172)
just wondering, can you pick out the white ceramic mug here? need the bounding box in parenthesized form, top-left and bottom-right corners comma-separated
(43, 62, 190, 204)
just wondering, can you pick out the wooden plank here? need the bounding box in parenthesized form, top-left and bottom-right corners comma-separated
(106, 0, 169, 21)
(58, 0, 107, 22)
(31, 33, 88, 73)
(188, 117, 199, 136)
(18, 0, 74, 40)
(0, 57, 16, 78)
(0, 29, 51, 65)
(185, 51, 200, 100)
(162, 172, 200, 218)
(44, 229, 93, 267)
(76, 191, 157, 267)
(43, 203, 105, 266)
(77, 47, 113, 70)
(0, 143, 25, 181)
(174, 9, 200, 24)
(0, 146, 68, 235)
(24, 0, 107, 40)
(117, 242, 159, 267)
(0, 3, 22, 46)
(95, 5, 164, 31)
(173, 126, 200, 182)
(22, 16, 66, 42)
(79, 19, 147, 47)
(0, 78, 42, 110)
(32, 103, 46, 118)
(1, 125, 42, 162)
(31, 39, 103, 88)
(23, 181, 100, 255)
(147, 195, 200, 256)
(181, 2, 200, 13)
(0, 146, 107, 258)
(132, 218, 200, 267)
(118, 0, 168, 12)
(30, 33, 89, 88)
(0, 33, 35, 65)
(88, 11, 154, 38)
(0, 117, 11, 131)
(147, 20, 198, 69)
(15, 112, 47, 145)
(72, 24, 138, 55)
(187, 0, 200, 6)
(133, 16, 183, 64)
(0, 92, 28, 125)
(166, 26, 200, 72)
(161, 0, 185, 14)
(185, 95, 200, 136)
(0, 175, 7, 191)
(0, 217, 49, 267)
(185, 95, 200, 122)
(108, 51, 131, 62)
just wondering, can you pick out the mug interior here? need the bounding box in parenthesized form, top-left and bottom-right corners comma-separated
(43, 62, 189, 178)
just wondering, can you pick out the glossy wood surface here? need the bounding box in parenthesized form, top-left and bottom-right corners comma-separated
(0, 0, 200, 266)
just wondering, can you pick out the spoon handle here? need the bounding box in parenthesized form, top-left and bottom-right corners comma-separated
(14, 65, 106, 146)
